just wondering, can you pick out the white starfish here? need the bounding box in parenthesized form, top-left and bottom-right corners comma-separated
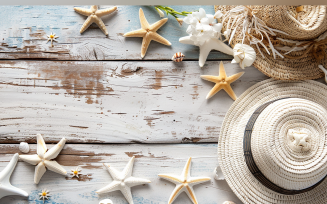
(0, 153, 29, 200)
(19, 134, 67, 184)
(96, 156, 151, 204)
(158, 157, 211, 204)
(74, 5, 117, 36)
(179, 36, 233, 67)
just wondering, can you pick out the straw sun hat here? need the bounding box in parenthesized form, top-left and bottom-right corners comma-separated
(218, 79, 327, 204)
(215, 5, 327, 80)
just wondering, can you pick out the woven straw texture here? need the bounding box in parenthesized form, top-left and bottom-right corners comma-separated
(218, 79, 327, 204)
(214, 5, 327, 80)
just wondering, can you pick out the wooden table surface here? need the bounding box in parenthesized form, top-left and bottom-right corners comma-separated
(0, 5, 270, 204)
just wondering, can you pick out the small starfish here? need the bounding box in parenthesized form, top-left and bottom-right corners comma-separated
(96, 156, 151, 204)
(0, 153, 29, 200)
(158, 157, 211, 204)
(19, 134, 67, 184)
(74, 5, 117, 36)
(46, 32, 59, 47)
(179, 36, 233, 67)
(200, 61, 244, 100)
(124, 8, 171, 58)
(39, 189, 50, 203)
(71, 167, 81, 178)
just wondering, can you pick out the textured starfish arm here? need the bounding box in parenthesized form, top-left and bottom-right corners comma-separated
(74, 7, 92, 16)
(199, 42, 213, 68)
(211, 38, 233, 55)
(104, 164, 122, 180)
(96, 181, 121, 194)
(200, 75, 220, 83)
(185, 186, 198, 204)
(0, 153, 18, 181)
(139, 8, 149, 29)
(179, 36, 195, 45)
(37, 133, 47, 158)
(149, 32, 171, 46)
(124, 176, 151, 187)
(94, 18, 108, 36)
(188, 177, 211, 185)
(149, 18, 168, 32)
(120, 186, 134, 204)
(227, 72, 244, 83)
(79, 16, 95, 34)
(168, 185, 184, 204)
(19, 155, 42, 166)
(44, 160, 67, 175)
(141, 33, 152, 58)
(158, 174, 183, 184)
(44, 137, 66, 160)
(206, 84, 223, 99)
(96, 6, 117, 17)
(124, 29, 147, 37)
(34, 162, 47, 184)
(223, 84, 238, 100)
(182, 157, 192, 180)
(0, 185, 28, 199)
(219, 61, 227, 78)
(122, 156, 135, 178)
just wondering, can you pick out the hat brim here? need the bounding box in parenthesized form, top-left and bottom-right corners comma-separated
(218, 79, 327, 204)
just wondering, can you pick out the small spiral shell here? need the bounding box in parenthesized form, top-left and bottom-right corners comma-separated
(19, 142, 30, 153)
(172, 52, 185, 62)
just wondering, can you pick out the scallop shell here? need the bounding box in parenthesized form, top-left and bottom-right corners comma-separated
(223, 201, 236, 204)
(19, 142, 30, 153)
(99, 199, 113, 204)
(172, 52, 185, 62)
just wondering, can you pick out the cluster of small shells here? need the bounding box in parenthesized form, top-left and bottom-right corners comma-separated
(172, 52, 185, 62)
(19, 142, 29, 153)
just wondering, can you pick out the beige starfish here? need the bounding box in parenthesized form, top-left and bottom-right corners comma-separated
(201, 62, 244, 100)
(124, 8, 171, 58)
(74, 5, 117, 36)
(158, 157, 211, 204)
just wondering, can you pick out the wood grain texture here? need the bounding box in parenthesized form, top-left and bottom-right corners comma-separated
(0, 60, 268, 143)
(0, 5, 233, 61)
(0, 143, 242, 204)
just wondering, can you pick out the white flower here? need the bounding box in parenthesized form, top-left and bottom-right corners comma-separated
(214, 10, 223, 19)
(156, 8, 165, 17)
(182, 8, 224, 46)
(39, 189, 50, 203)
(232, 44, 256, 69)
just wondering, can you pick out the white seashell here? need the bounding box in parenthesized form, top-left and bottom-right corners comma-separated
(99, 199, 113, 204)
(19, 142, 30, 153)
(172, 52, 185, 62)
(213, 166, 225, 180)
(223, 201, 236, 204)
(232, 43, 256, 69)
(318, 65, 327, 83)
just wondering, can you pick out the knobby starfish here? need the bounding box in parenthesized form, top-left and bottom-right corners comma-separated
(179, 36, 233, 67)
(74, 5, 117, 36)
(124, 8, 171, 58)
(201, 61, 244, 100)
(158, 157, 211, 204)
(96, 156, 151, 204)
(0, 153, 29, 200)
(19, 134, 67, 184)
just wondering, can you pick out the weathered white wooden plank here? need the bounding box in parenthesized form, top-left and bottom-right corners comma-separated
(0, 143, 242, 204)
(0, 5, 233, 61)
(0, 60, 267, 143)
